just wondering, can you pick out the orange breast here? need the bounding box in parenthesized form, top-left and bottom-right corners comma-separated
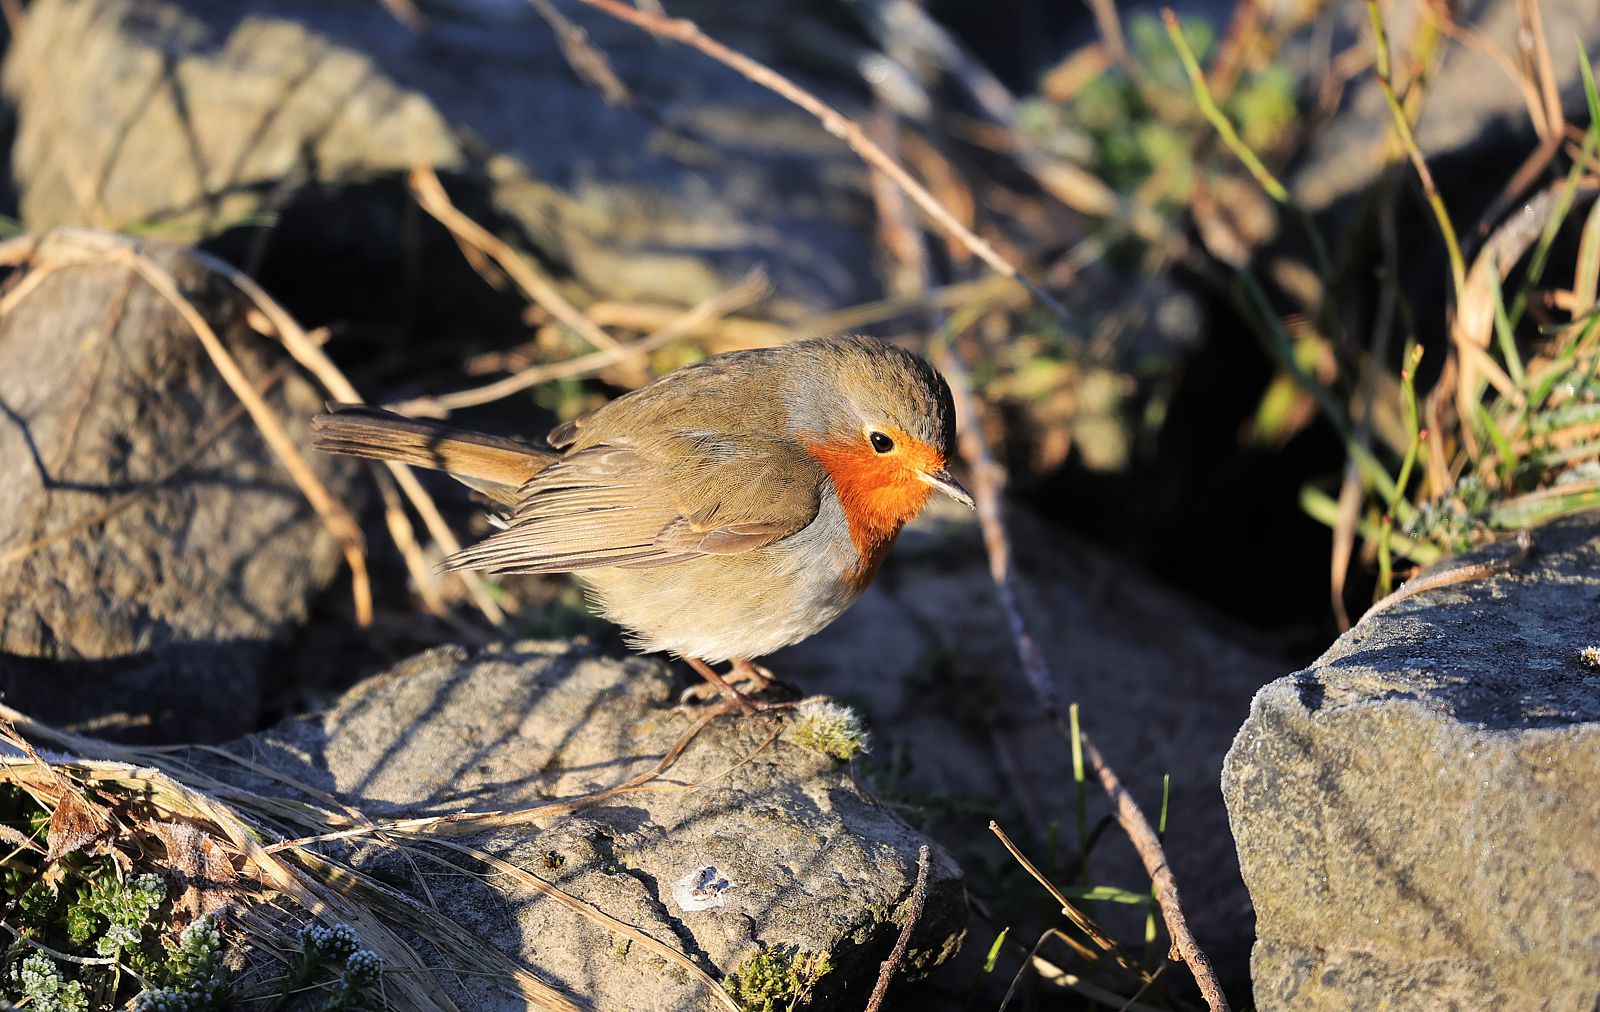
(805, 437, 934, 587)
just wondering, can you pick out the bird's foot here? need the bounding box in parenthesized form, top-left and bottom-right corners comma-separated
(676, 657, 799, 717)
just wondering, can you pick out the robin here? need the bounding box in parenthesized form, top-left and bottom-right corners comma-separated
(311, 334, 973, 711)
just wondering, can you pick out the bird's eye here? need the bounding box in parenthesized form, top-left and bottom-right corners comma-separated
(869, 431, 894, 453)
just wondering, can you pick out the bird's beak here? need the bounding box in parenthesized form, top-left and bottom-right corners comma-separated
(919, 467, 976, 509)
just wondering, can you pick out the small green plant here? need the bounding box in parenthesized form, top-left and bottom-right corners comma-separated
(130, 916, 232, 1011)
(284, 923, 382, 1011)
(70, 872, 165, 959)
(721, 946, 832, 1012)
(788, 699, 869, 761)
(8, 952, 89, 1012)
(0, 784, 237, 1012)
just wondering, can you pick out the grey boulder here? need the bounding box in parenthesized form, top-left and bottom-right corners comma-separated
(196, 641, 965, 1010)
(1224, 513, 1600, 1010)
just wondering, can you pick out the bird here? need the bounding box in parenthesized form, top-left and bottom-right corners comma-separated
(311, 334, 974, 712)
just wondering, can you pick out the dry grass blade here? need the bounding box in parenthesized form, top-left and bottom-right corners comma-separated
(409, 164, 623, 354)
(184, 245, 506, 626)
(986, 822, 1142, 974)
(864, 844, 931, 1012)
(570, 0, 1069, 323)
(391, 267, 770, 417)
(373, 464, 449, 617)
(0, 744, 462, 1008)
(122, 250, 373, 626)
(284, 847, 581, 1011)
(1576, 197, 1600, 313)
(259, 709, 733, 851)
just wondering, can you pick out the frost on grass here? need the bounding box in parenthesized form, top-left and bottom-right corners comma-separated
(789, 699, 869, 761)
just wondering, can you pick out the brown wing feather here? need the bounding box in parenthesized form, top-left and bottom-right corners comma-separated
(440, 433, 824, 575)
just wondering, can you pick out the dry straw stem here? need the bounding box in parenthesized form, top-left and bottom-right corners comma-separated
(569, 0, 1071, 323)
(417, 842, 741, 1012)
(391, 267, 771, 417)
(986, 822, 1145, 977)
(120, 250, 374, 626)
(408, 165, 624, 355)
(863, 844, 931, 1012)
(1359, 528, 1534, 624)
(936, 344, 1229, 1011)
(0, 714, 478, 1009)
(183, 245, 506, 626)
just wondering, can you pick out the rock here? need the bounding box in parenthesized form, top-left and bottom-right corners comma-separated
(4, 0, 877, 320)
(774, 499, 1280, 1001)
(0, 232, 358, 742)
(193, 641, 966, 1010)
(1223, 513, 1600, 1011)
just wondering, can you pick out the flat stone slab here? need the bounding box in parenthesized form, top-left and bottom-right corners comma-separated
(1223, 513, 1600, 1010)
(197, 641, 964, 1010)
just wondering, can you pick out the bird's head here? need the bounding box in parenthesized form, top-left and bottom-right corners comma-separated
(784, 336, 973, 562)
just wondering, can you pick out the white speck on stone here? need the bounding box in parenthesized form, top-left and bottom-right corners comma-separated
(671, 865, 732, 911)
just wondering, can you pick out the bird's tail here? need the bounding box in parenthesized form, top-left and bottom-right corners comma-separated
(311, 404, 556, 505)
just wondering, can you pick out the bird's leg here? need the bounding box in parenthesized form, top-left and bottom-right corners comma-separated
(677, 659, 799, 717)
(683, 657, 760, 714)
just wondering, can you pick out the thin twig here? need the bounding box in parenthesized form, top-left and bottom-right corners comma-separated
(526, 0, 632, 106)
(853, 72, 1228, 1006)
(409, 165, 624, 354)
(1359, 528, 1533, 623)
(123, 251, 374, 626)
(570, 0, 1069, 323)
(0, 919, 121, 968)
(986, 822, 1143, 972)
(390, 268, 769, 417)
(864, 844, 931, 1012)
(183, 244, 506, 626)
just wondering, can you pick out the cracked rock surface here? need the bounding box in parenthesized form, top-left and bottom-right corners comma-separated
(1223, 513, 1600, 1010)
(196, 641, 964, 1010)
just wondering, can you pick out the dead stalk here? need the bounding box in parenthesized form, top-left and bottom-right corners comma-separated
(124, 251, 373, 626)
(389, 268, 769, 417)
(864, 845, 931, 1012)
(184, 245, 506, 626)
(408, 165, 624, 354)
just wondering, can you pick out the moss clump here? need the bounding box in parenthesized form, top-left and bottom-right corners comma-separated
(789, 700, 869, 761)
(722, 945, 832, 1012)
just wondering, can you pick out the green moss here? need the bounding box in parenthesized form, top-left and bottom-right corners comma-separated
(721, 946, 832, 1012)
(789, 700, 869, 761)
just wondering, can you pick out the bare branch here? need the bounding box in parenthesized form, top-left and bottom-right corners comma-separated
(864, 844, 931, 1012)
